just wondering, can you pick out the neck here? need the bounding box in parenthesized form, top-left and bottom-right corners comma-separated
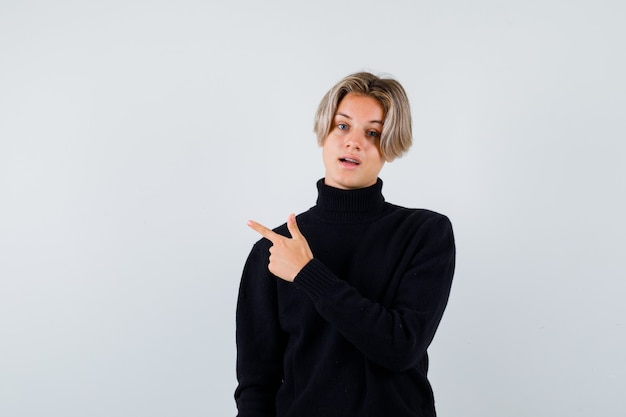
(311, 178, 386, 223)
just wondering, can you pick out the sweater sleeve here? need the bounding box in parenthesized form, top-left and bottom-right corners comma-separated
(235, 241, 287, 417)
(293, 215, 456, 372)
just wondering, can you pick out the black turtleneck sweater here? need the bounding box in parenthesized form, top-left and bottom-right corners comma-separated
(235, 179, 456, 417)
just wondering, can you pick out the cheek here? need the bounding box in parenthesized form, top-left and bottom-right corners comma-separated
(321, 136, 338, 156)
(321, 143, 333, 167)
(366, 142, 383, 160)
(371, 151, 385, 172)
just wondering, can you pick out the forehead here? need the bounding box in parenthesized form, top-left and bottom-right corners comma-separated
(335, 93, 384, 120)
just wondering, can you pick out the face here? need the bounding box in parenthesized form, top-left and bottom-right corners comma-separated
(322, 93, 386, 190)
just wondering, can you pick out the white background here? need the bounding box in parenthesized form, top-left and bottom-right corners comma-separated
(1, 1, 624, 416)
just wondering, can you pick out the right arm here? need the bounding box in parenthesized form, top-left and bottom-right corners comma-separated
(235, 242, 286, 417)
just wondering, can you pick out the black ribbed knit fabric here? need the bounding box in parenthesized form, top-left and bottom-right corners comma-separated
(235, 178, 456, 417)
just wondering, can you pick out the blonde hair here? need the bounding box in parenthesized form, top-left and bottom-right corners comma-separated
(313, 72, 412, 161)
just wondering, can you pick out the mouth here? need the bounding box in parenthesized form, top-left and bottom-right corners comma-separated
(339, 157, 360, 166)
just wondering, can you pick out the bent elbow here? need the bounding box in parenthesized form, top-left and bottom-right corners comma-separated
(368, 338, 430, 372)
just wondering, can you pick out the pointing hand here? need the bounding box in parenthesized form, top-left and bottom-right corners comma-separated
(247, 214, 313, 282)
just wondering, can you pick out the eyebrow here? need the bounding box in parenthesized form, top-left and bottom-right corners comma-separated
(335, 112, 384, 125)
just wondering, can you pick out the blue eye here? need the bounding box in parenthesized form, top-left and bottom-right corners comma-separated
(337, 123, 348, 130)
(367, 131, 380, 138)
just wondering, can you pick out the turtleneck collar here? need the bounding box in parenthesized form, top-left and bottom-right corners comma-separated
(310, 178, 387, 224)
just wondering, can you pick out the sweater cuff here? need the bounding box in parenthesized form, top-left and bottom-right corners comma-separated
(294, 259, 337, 301)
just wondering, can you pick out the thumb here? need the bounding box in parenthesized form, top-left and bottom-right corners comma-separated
(286, 213, 303, 239)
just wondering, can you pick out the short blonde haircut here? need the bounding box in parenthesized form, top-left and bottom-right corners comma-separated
(314, 72, 412, 161)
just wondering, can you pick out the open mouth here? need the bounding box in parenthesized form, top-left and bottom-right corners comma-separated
(339, 157, 360, 166)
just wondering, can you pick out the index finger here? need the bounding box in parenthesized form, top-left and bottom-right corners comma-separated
(247, 219, 281, 243)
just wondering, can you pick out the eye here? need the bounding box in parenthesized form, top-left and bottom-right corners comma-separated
(367, 130, 380, 138)
(337, 123, 348, 130)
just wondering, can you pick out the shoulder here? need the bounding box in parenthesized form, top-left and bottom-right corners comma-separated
(385, 203, 452, 228)
(380, 204, 455, 252)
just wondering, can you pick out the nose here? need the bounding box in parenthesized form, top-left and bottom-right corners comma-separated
(345, 132, 363, 151)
